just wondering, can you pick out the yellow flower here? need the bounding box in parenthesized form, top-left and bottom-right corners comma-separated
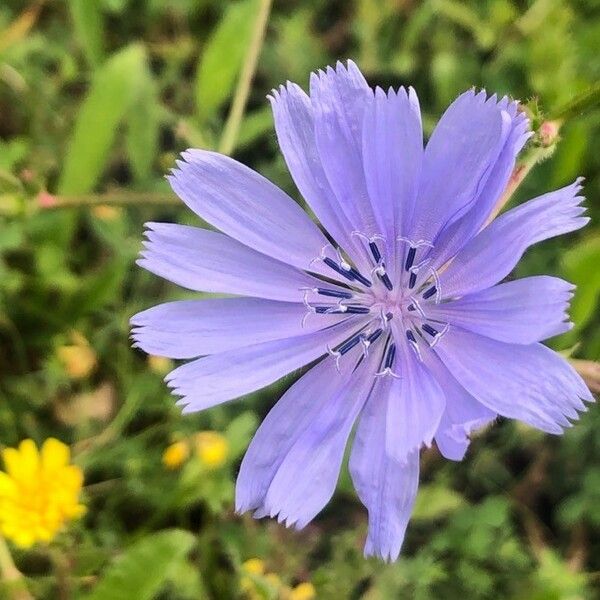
(0, 439, 85, 548)
(240, 559, 266, 598)
(195, 431, 228, 469)
(242, 558, 265, 576)
(57, 332, 96, 379)
(289, 582, 316, 600)
(162, 441, 189, 470)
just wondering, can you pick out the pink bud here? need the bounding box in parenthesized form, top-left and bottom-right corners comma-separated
(38, 191, 57, 208)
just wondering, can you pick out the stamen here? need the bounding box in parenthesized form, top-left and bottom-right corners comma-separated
(369, 241, 382, 263)
(316, 287, 353, 299)
(338, 334, 363, 356)
(422, 323, 438, 337)
(379, 271, 394, 291)
(315, 306, 335, 314)
(326, 344, 342, 372)
(335, 305, 370, 314)
(359, 327, 384, 357)
(348, 267, 372, 288)
(405, 247, 416, 271)
(384, 343, 396, 369)
(371, 263, 394, 292)
(407, 304, 416, 312)
(367, 328, 383, 344)
(428, 323, 450, 348)
(375, 341, 401, 378)
(409, 299, 426, 318)
(323, 257, 355, 282)
(406, 330, 423, 361)
(409, 272, 417, 289)
(422, 286, 437, 300)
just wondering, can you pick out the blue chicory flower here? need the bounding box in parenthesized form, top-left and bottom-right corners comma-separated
(131, 61, 592, 561)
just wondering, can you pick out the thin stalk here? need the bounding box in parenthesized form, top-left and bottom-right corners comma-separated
(0, 537, 33, 600)
(41, 191, 179, 210)
(218, 0, 273, 156)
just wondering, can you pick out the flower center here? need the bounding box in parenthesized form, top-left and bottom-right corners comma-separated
(306, 236, 452, 376)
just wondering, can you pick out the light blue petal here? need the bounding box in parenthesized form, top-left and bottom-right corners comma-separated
(237, 352, 377, 528)
(434, 327, 592, 434)
(424, 352, 496, 461)
(310, 61, 383, 241)
(166, 317, 364, 413)
(411, 90, 507, 242)
(138, 222, 326, 302)
(428, 98, 531, 268)
(350, 384, 420, 562)
(362, 86, 423, 274)
(386, 325, 446, 461)
(427, 276, 574, 344)
(131, 297, 347, 359)
(270, 82, 369, 270)
(437, 179, 588, 298)
(168, 149, 334, 277)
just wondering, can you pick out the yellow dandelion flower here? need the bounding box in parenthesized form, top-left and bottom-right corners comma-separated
(162, 441, 189, 469)
(0, 439, 85, 548)
(195, 431, 228, 469)
(289, 582, 316, 600)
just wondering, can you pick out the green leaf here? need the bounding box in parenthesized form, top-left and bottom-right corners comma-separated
(59, 44, 147, 194)
(225, 411, 258, 459)
(126, 71, 160, 181)
(84, 530, 195, 600)
(70, 0, 105, 68)
(561, 234, 600, 333)
(236, 106, 273, 149)
(194, 0, 259, 122)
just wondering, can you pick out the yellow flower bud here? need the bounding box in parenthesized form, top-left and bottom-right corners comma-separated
(242, 558, 265, 575)
(162, 441, 189, 469)
(289, 582, 316, 600)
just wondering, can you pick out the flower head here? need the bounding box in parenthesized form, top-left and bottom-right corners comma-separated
(162, 440, 190, 469)
(0, 439, 85, 547)
(195, 431, 228, 469)
(132, 61, 593, 561)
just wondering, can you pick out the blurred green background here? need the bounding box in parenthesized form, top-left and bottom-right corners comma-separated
(0, 0, 599, 598)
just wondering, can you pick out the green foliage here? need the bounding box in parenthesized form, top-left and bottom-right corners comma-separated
(69, 0, 105, 68)
(194, 0, 259, 124)
(59, 44, 149, 194)
(0, 1, 599, 598)
(83, 530, 196, 600)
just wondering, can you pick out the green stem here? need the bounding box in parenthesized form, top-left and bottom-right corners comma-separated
(218, 0, 273, 156)
(551, 80, 600, 122)
(43, 191, 179, 210)
(0, 537, 33, 600)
